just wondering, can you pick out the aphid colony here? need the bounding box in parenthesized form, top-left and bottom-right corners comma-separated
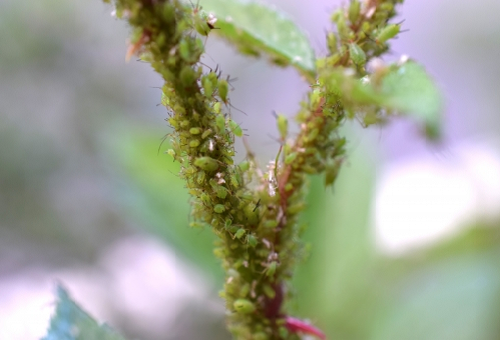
(149, 5, 308, 337)
(112, 0, 411, 338)
(322, 0, 403, 72)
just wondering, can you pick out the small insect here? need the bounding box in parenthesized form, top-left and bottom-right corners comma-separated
(190, 0, 218, 36)
(233, 299, 256, 314)
(348, 42, 366, 66)
(375, 20, 407, 45)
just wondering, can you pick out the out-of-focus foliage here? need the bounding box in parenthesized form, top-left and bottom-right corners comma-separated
(43, 286, 126, 340)
(324, 61, 442, 139)
(104, 127, 224, 283)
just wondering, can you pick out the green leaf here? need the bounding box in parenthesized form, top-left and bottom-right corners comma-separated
(372, 225, 500, 340)
(294, 138, 378, 339)
(197, 0, 316, 81)
(322, 61, 442, 139)
(379, 61, 442, 140)
(43, 285, 125, 340)
(373, 252, 500, 340)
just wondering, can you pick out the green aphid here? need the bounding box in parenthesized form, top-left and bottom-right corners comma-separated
(196, 171, 206, 185)
(229, 120, 243, 137)
(230, 173, 241, 188)
(239, 283, 250, 298)
(214, 185, 228, 199)
(349, 42, 366, 66)
(193, 10, 217, 36)
(194, 156, 219, 172)
(193, 11, 211, 36)
(179, 39, 191, 61)
(233, 299, 256, 314)
(167, 149, 176, 159)
(263, 220, 278, 229)
(189, 127, 202, 135)
(218, 78, 229, 104)
(306, 128, 319, 142)
(213, 247, 225, 259)
(201, 129, 212, 139)
(238, 160, 250, 172)
(202, 75, 214, 98)
(333, 11, 350, 41)
(263, 284, 276, 299)
(200, 193, 211, 204)
(264, 261, 278, 278)
(348, 0, 361, 23)
(325, 159, 342, 187)
(162, 3, 175, 22)
(234, 228, 246, 239)
(285, 152, 297, 165)
(190, 221, 207, 228)
(326, 32, 338, 54)
(215, 114, 226, 133)
(214, 204, 226, 213)
(161, 92, 170, 107)
(247, 234, 257, 247)
(189, 139, 200, 148)
(276, 114, 288, 140)
(376, 23, 401, 45)
(287, 202, 305, 214)
(180, 66, 197, 88)
(213, 101, 222, 114)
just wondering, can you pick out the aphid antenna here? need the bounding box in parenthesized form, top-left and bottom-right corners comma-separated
(157, 134, 170, 155)
(225, 74, 238, 90)
(201, 50, 217, 63)
(167, 169, 181, 178)
(188, 0, 202, 14)
(266, 134, 285, 146)
(312, 31, 329, 56)
(198, 60, 215, 72)
(215, 66, 223, 79)
(229, 102, 248, 116)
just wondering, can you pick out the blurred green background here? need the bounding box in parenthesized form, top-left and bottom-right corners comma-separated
(1, 0, 500, 339)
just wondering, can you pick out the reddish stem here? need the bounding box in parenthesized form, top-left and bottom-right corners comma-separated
(285, 316, 326, 340)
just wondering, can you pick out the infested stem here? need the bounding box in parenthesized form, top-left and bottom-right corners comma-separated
(105, 0, 406, 339)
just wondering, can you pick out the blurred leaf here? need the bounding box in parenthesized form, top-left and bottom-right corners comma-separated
(198, 0, 316, 81)
(371, 224, 500, 340)
(324, 61, 442, 140)
(379, 61, 442, 140)
(104, 125, 223, 283)
(294, 140, 378, 339)
(373, 251, 500, 340)
(43, 285, 125, 340)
